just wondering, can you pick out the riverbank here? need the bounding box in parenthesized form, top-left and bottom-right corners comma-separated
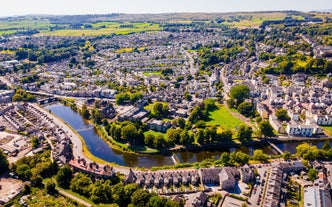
(38, 104, 131, 174)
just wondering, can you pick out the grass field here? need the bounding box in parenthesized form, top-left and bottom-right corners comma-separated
(143, 71, 162, 76)
(223, 12, 287, 28)
(39, 22, 161, 36)
(322, 126, 332, 136)
(0, 18, 54, 35)
(144, 130, 166, 138)
(144, 101, 168, 111)
(206, 105, 246, 130)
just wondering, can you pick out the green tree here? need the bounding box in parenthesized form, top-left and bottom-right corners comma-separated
(154, 135, 167, 149)
(259, 121, 274, 138)
(275, 108, 290, 121)
(308, 168, 318, 181)
(16, 164, 31, 180)
(177, 118, 186, 129)
(236, 125, 253, 142)
(230, 151, 250, 165)
(45, 180, 57, 195)
(189, 106, 203, 124)
(322, 141, 331, 151)
(130, 189, 152, 207)
(0, 149, 9, 174)
(282, 151, 291, 161)
(195, 129, 205, 144)
(219, 152, 231, 166)
(121, 124, 138, 143)
(70, 173, 92, 198)
(81, 105, 91, 120)
(230, 84, 250, 106)
(252, 150, 269, 162)
(56, 165, 73, 189)
(31, 137, 39, 148)
(12, 93, 23, 102)
(153, 102, 169, 119)
(237, 102, 254, 117)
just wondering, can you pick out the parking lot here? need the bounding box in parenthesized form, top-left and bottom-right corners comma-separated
(0, 176, 24, 204)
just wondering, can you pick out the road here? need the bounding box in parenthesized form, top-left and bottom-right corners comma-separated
(57, 188, 92, 207)
(183, 49, 198, 76)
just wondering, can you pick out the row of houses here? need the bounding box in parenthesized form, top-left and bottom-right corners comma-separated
(125, 169, 201, 188)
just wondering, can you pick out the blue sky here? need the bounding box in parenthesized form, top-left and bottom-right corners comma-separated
(1, 0, 332, 16)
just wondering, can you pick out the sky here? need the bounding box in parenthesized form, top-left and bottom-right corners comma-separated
(1, 0, 332, 16)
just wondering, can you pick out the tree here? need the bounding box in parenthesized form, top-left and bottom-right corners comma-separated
(166, 128, 181, 144)
(144, 134, 155, 147)
(189, 106, 203, 124)
(230, 84, 250, 106)
(230, 151, 250, 165)
(121, 124, 138, 143)
(81, 105, 91, 120)
(130, 189, 152, 207)
(195, 129, 205, 144)
(153, 102, 169, 119)
(45, 180, 57, 195)
(236, 125, 253, 142)
(153, 135, 167, 149)
(179, 130, 193, 145)
(92, 109, 103, 125)
(219, 152, 231, 166)
(237, 102, 254, 117)
(70, 173, 92, 198)
(275, 108, 290, 121)
(308, 168, 318, 181)
(203, 98, 217, 112)
(30, 175, 43, 187)
(16, 164, 31, 180)
(31, 137, 39, 148)
(0, 149, 9, 174)
(258, 121, 274, 138)
(12, 93, 23, 102)
(282, 151, 291, 161)
(253, 150, 269, 162)
(56, 165, 73, 189)
(322, 141, 331, 151)
(177, 118, 186, 129)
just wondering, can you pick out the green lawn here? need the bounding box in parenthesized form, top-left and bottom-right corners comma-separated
(144, 130, 166, 138)
(206, 105, 246, 130)
(322, 126, 332, 136)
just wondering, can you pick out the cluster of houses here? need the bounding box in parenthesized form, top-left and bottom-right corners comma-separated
(200, 165, 254, 190)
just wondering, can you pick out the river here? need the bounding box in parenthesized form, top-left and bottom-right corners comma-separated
(45, 104, 329, 168)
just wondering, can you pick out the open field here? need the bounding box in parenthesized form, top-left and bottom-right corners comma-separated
(39, 22, 161, 36)
(0, 18, 54, 35)
(143, 71, 161, 76)
(222, 12, 287, 28)
(206, 105, 246, 130)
